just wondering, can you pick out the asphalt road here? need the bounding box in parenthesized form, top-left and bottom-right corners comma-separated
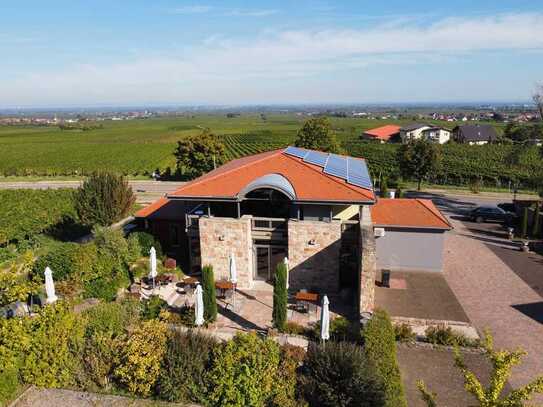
(0, 180, 185, 204)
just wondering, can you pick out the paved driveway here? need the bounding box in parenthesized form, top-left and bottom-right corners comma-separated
(420, 191, 543, 395)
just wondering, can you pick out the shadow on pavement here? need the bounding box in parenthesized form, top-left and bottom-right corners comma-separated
(511, 302, 543, 324)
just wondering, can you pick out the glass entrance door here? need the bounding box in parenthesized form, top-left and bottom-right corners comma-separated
(255, 246, 270, 281)
(254, 245, 287, 282)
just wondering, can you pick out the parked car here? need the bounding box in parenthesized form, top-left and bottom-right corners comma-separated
(469, 205, 515, 224)
(497, 202, 515, 213)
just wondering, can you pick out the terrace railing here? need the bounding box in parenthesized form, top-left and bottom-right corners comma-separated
(251, 217, 287, 232)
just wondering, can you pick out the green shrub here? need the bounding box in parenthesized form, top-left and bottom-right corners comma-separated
(83, 299, 141, 338)
(75, 172, 135, 227)
(283, 321, 310, 336)
(156, 330, 218, 403)
(301, 341, 385, 407)
(126, 233, 142, 263)
(130, 231, 162, 257)
(0, 365, 19, 405)
(380, 177, 389, 197)
(273, 262, 288, 331)
(272, 344, 306, 407)
(363, 309, 407, 407)
(394, 323, 416, 343)
(114, 319, 168, 397)
(19, 301, 86, 388)
(312, 316, 360, 343)
(207, 332, 281, 407)
(425, 325, 479, 347)
(201, 265, 217, 323)
(33, 242, 80, 281)
(141, 295, 168, 321)
(79, 331, 123, 390)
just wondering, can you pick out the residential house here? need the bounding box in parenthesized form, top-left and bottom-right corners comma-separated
(361, 125, 401, 143)
(400, 123, 451, 144)
(452, 124, 498, 145)
(136, 147, 451, 313)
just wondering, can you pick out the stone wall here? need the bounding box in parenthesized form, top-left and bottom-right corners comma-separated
(198, 216, 254, 288)
(287, 219, 342, 294)
(359, 205, 377, 314)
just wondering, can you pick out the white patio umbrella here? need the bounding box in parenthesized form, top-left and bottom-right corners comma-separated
(194, 284, 205, 327)
(44, 267, 58, 304)
(283, 257, 289, 290)
(320, 295, 330, 343)
(229, 252, 237, 310)
(149, 246, 157, 289)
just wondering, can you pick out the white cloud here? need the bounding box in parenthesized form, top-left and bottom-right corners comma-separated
(2, 12, 543, 106)
(224, 9, 278, 17)
(171, 5, 213, 14)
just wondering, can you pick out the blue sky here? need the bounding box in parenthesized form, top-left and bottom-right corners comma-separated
(1, 0, 543, 107)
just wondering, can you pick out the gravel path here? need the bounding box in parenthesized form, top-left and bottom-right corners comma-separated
(443, 218, 543, 396)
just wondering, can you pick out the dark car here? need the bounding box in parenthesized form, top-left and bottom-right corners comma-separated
(497, 202, 515, 213)
(469, 205, 515, 224)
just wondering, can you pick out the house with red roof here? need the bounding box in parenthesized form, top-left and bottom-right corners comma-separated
(136, 146, 451, 313)
(362, 125, 401, 143)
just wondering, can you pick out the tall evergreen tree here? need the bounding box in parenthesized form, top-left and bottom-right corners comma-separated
(272, 262, 288, 331)
(201, 265, 217, 322)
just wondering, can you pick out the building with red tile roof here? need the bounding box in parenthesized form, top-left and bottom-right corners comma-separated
(371, 198, 452, 230)
(362, 125, 401, 143)
(135, 147, 452, 311)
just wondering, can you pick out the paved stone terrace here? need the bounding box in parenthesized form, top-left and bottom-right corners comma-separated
(443, 217, 543, 397)
(375, 270, 469, 322)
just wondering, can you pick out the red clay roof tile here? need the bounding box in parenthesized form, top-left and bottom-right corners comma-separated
(363, 125, 401, 141)
(168, 149, 375, 202)
(371, 198, 452, 230)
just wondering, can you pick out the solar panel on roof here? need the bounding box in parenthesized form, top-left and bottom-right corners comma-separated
(284, 146, 308, 159)
(347, 157, 373, 189)
(303, 150, 328, 167)
(324, 154, 348, 180)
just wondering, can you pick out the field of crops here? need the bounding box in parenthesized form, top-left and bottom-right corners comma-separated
(0, 189, 77, 245)
(2, 114, 494, 176)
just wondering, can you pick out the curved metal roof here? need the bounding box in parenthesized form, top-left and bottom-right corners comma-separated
(238, 173, 296, 200)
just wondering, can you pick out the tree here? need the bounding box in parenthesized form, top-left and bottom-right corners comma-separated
(272, 262, 287, 331)
(174, 129, 226, 177)
(74, 172, 135, 227)
(295, 117, 341, 153)
(418, 331, 543, 406)
(201, 265, 217, 322)
(397, 139, 441, 191)
(533, 83, 543, 121)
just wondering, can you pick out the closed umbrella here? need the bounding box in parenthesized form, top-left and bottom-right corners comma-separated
(229, 252, 237, 310)
(320, 295, 330, 343)
(194, 284, 204, 327)
(229, 252, 237, 284)
(283, 257, 289, 290)
(149, 246, 157, 289)
(44, 267, 58, 304)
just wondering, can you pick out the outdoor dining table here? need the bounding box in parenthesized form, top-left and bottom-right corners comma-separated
(155, 274, 173, 285)
(295, 291, 319, 313)
(215, 280, 235, 298)
(182, 277, 199, 296)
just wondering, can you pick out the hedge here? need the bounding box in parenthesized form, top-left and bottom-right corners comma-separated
(363, 309, 407, 407)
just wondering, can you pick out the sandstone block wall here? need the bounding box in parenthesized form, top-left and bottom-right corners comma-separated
(359, 205, 376, 314)
(287, 219, 342, 294)
(198, 216, 254, 288)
